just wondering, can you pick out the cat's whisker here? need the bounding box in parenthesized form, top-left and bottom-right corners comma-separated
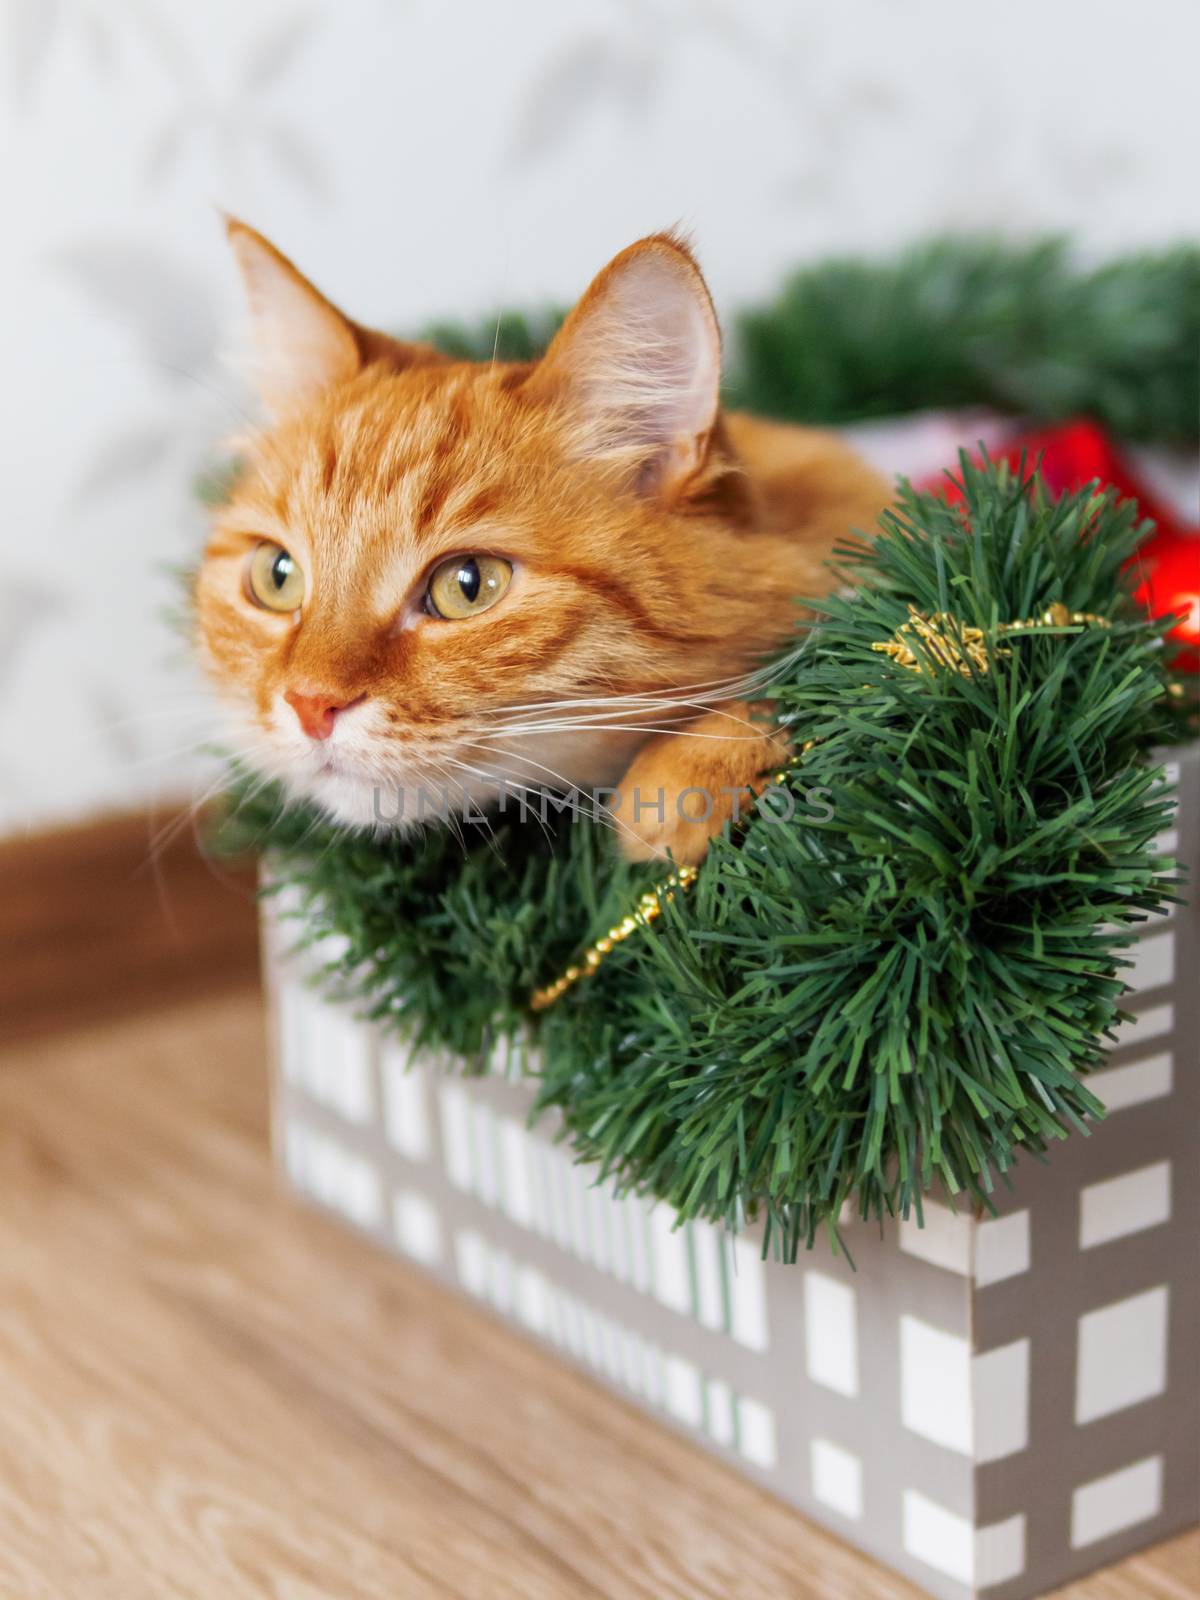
(426, 759, 492, 856)
(449, 751, 588, 832)
(234, 768, 280, 816)
(475, 692, 778, 738)
(473, 643, 813, 722)
(289, 797, 338, 855)
(463, 742, 668, 861)
(443, 755, 561, 852)
(483, 721, 766, 743)
(141, 767, 234, 872)
(309, 807, 368, 873)
(114, 742, 224, 774)
(484, 698, 762, 732)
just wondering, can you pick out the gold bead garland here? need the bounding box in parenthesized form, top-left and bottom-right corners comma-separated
(529, 864, 700, 1012)
(528, 602, 1119, 1012)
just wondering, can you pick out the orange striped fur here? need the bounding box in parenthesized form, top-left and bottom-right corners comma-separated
(196, 223, 890, 861)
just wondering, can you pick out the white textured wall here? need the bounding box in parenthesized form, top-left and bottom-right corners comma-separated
(1, 0, 1196, 833)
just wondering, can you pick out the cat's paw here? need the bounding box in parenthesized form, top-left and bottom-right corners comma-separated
(612, 709, 789, 864)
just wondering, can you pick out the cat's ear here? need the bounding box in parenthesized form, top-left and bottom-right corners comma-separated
(528, 233, 722, 499)
(225, 219, 446, 418)
(225, 219, 363, 417)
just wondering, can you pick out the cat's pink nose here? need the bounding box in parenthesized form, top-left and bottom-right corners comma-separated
(284, 688, 361, 741)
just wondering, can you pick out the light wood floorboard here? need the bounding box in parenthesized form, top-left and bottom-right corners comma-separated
(0, 991, 1194, 1599)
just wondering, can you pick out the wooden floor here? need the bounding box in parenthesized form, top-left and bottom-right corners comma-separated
(0, 989, 1195, 1600)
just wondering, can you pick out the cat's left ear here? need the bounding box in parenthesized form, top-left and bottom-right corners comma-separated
(527, 232, 722, 500)
(226, 219, 363, 418)
(225, 218, 445, 418)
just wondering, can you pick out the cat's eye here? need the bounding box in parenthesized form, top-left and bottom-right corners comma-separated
(246, 542, 305, 612)
(426, 554, 513, 620)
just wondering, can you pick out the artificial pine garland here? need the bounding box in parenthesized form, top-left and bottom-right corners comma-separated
(733, 237, 1200, 443)
(534, 463, 1187, 1254)
(215, 459, 1188, 1257)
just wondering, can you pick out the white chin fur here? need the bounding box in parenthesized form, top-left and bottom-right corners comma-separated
(302, 770, 425, 831)
(299, 769, 509, 832)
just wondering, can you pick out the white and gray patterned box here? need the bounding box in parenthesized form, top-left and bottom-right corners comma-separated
(262, 748, 1198, 1600)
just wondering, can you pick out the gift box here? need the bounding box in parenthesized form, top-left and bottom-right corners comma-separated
(260, 744, 1198, 1600)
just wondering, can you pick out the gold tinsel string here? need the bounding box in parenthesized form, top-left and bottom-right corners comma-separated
(871, 601, 1111, 675)
(528, 602, 1115, 1012)
(529, 864, 701, 1012)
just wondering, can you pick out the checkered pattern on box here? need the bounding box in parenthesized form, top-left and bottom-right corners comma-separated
(264, 749, 1198, 1600)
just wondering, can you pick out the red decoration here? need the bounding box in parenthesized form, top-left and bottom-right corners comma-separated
(923, 419, 1200, 670)
(1135, 526, 1200, 672)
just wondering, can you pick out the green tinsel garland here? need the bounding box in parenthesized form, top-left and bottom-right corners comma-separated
(732, 236, 1200, 442)
(215, 457, 1188, 1256)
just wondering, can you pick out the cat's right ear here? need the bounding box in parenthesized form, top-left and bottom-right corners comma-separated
(525, 232, 722, 502)
(225, 218, 444, 418)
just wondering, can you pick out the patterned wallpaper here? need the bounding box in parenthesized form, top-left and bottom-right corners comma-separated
(1, 0, 1196, 834)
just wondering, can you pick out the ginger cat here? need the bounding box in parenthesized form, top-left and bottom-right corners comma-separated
(196, 222, 890, 862)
